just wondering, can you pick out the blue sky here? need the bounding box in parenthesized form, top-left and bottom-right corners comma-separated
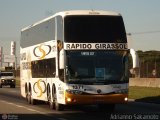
(0, 0, 160, 56)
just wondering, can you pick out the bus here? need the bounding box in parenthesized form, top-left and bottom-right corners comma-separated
(20, 10, 139, 111)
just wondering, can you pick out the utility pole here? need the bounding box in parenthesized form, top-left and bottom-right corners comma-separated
(0, 47, 2, 68)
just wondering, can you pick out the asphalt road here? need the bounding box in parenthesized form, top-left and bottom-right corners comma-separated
(0, 87, 160, 120)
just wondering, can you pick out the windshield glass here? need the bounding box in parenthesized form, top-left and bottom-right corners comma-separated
(64, 15, 127, 43)
(66, 51, 129, 84)
(1, 73, 13, 76)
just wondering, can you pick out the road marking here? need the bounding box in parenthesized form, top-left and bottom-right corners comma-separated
(0, 100, 52, 117)
(0, 100, 43, 113)
(9, 91, 17, 93)
(58, 118, 67, 120)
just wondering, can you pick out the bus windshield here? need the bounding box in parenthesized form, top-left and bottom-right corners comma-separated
(66, 51, 129, 84)
(64, 15, 127, 43)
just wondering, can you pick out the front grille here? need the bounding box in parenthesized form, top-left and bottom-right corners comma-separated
(2, 79, 14, 84)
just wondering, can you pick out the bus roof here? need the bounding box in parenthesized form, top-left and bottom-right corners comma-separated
(55, 10, 121, 16)
(21, 10, 121, 32)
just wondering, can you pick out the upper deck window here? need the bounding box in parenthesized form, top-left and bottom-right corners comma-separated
(64, 15, 127, 43)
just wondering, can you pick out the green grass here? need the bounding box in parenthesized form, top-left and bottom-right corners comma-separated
(16, 77, 20, 87)
(129, 86, 160, 104)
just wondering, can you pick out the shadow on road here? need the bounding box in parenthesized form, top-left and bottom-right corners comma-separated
(135, 95, 160, 104)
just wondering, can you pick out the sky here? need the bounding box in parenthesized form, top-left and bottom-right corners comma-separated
(0, 0, 160, 57)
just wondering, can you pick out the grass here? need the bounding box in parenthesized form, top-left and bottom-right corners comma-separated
(16, 77, 20, 87)
(129, 86, 160, 104)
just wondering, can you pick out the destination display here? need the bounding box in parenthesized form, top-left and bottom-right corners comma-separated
(64, 43, 128, 50)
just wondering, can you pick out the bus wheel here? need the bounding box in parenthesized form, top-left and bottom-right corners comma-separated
(26, 90, 36, 105)
(31, 96, 36, 105)
(54, 94, 64, 111)
(27, 92, 31, 104)
(48, 92, 55, 109)
(55, 102, 64, 111)
(52, 86, 64, 111)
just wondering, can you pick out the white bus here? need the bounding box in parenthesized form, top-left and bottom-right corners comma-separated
(20, 10, 139, 111)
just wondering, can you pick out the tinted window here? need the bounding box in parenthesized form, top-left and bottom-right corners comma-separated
(66, 50, 129, 84)
(31, 58, 56, 78)
(21, 18, 55, 48)
(64, 15, 127, 43)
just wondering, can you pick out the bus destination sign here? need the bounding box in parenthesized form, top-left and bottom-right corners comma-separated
(64, 43, 128, 50)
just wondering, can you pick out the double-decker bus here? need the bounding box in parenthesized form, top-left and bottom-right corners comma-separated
(20, 10, 139, 111)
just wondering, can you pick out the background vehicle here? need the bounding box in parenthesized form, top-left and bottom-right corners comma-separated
(0, 71, 16, 88)
(20, 10, 139, 111)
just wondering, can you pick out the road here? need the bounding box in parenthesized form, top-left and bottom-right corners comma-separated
(0, 87, 160, 120)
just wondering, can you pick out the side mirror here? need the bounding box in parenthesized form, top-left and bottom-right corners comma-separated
(59, 49, 65, 69)
(130, 48, 139, 68)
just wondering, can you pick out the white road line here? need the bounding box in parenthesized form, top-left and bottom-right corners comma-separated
(9, 91, 17, 93)
(0, 100, 51, 117)
(58, 118, 68, 120)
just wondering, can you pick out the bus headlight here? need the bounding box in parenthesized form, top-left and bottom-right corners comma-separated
(66, 89, 83, 95)
(66, 98, 72, 102)
(124, 97, 128, 101)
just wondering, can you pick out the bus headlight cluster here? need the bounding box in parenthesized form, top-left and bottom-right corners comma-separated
(124, 97, 128, 101)
(12, 79, 15, 82)
(115, 89, 128, 94)
(66, 89, 83, 95)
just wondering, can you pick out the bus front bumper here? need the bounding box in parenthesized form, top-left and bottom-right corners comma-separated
(65, 92, 128, 105)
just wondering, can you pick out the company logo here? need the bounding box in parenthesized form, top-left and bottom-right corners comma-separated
(57, 40, 63, 51)
(2, 114, 18, 120)
(33, 44, 51, 59)
(2, 114, 7, 120)
(97, 89, 102, 94)
(33, 79, 46, 97)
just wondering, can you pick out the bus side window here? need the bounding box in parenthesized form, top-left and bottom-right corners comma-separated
(47, 58, 56, 77)
(31, 58, 56, 78)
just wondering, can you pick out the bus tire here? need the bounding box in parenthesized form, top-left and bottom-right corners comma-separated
(27, 92, 31, 104)
(47, 85, 55, 109)
(31, 96, 36, 105)
(48, 93, 55, 109)
(55, 102, 64, 111)
(52, 85, 64, 111)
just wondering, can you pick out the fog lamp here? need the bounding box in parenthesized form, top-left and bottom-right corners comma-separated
(67, 98, 72, 102)
(124, 97, 128, 101)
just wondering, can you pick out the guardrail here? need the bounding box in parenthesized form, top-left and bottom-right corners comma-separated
(129, 78, 160, 88)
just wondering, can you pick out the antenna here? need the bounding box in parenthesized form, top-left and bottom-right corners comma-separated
(131, 30, 160, 35)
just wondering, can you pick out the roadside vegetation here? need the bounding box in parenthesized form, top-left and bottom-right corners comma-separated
(16, 77, 20, 87)
(129, 86, 160, 104)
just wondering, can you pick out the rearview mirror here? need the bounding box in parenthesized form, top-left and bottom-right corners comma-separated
(130, 48, 139, 68)
(59, 49, 65, 69)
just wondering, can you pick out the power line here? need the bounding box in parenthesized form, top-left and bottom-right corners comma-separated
(129, 30, 160, 35)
